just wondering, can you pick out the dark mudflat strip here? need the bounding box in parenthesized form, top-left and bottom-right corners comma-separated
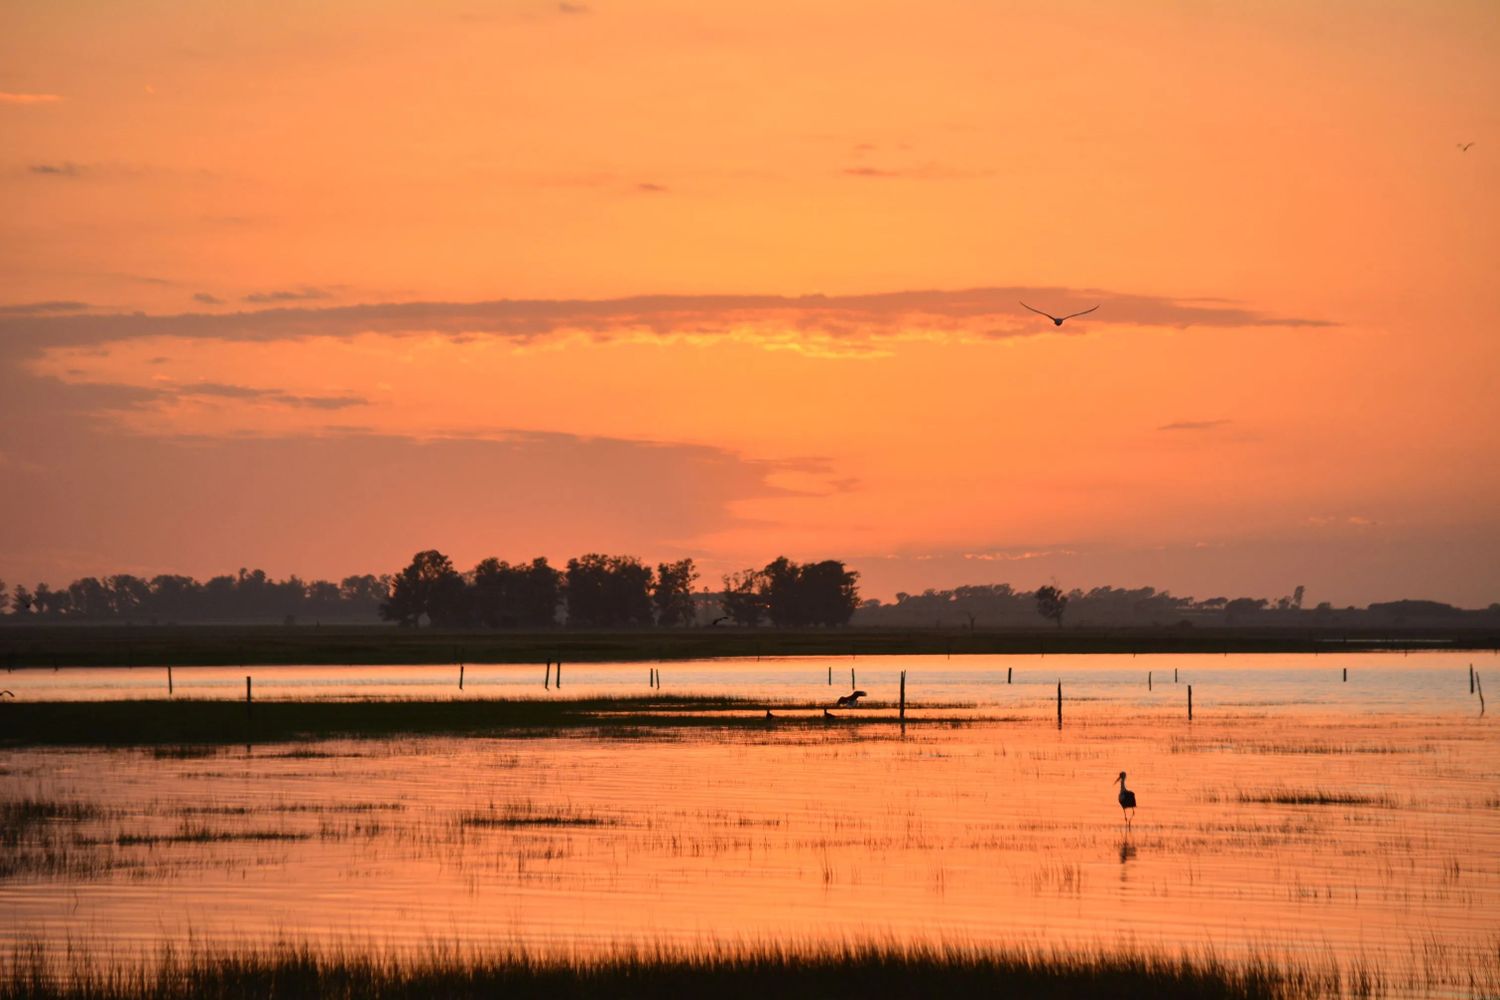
(0, 941, 1358, 1000)
(0, 623, 1494, 669)
(0, 697, 929, 747)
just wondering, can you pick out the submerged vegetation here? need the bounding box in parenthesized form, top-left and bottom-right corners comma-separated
(0, 696, 940, 747)
(0, 939, 1413, 1000)
(1233, 790, 1398, 807)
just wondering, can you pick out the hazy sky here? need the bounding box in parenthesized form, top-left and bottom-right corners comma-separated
(2, 0, 1496, 605)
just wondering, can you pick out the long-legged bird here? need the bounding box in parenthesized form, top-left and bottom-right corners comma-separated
(1114, 771, 1137, 824)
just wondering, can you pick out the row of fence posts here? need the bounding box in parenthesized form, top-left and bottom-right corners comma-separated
(126, 654, 1500, 726)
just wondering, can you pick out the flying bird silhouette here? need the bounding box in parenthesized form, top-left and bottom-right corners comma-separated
(835, 689, 868, 708)
(1020, 301, 1100, 326)
(1458, 142, 1475, 152)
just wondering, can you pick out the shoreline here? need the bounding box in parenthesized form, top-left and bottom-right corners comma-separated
(2, 624, 1496, 670)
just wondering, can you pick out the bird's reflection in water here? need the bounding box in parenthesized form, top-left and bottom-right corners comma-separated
(1118, 839, 1137, 864)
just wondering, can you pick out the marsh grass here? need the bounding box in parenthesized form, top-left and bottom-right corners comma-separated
(0, 798, 116, 880)
(458, 804, 614, 829)
(1231, 790, 1398, 807)
(0, 697, 975, 748)
(1175, 740, 1432, 756)
(173, 802, 403, 817)
(109, 825, 310, 847)
(0, 939, 1389, 1000)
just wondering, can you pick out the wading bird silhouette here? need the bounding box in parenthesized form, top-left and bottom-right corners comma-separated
(1021, 301, 1099, 326)
(1114, 771, 1137, 824)
(835, 689, 867, 708)
(1458, 142, 1475, 152)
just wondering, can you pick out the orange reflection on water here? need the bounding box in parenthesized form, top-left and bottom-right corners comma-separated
(2, 677, 1497, 987)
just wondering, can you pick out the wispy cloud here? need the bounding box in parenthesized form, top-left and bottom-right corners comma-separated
(963, 548, 1077, 561)
(0, 301, 90, 316)
(85, 379, 367, 411)
(1306, 514, 1379, 528)
(29, 162, 82, 177)
(635, 182, 669, 193)
(557, 1, 591, 12)
(192, 293, 225, 305)
(1158, 419, 1232, 431)
(175, 382, 366, 409)
(0, 92, 64, 105)
(243, 287, 332, 304)
(0, 286, 1334, 361)
(842, 164, 993, 180)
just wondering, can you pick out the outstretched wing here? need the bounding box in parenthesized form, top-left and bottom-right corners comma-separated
(1060, 304, 1100, 321)
(1019, 301, 1060, 322)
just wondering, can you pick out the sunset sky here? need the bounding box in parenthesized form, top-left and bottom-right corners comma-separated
(2, 0, 1496, 606)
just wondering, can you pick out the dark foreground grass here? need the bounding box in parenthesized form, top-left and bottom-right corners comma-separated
(0, 696, 922, 748)
(0, 940, 1375, 1000)
(2, 623, 1493, 670)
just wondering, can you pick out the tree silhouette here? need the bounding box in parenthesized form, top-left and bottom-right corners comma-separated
(1035, 585, 1068, 628)
(720, 568, 766, 626)
(759, 556, 860, 626)
(565, 554, 654, 627)
(653, 558, 699, 627)
(381, 550, 467, 627)
(470, 557, 563, 628)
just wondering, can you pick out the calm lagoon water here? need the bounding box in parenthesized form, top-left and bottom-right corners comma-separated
(2, 650, 1497, 991)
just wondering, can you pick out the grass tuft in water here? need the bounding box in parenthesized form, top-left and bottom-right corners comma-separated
(457, 803, 614, 829)
(1233, 789, 1397, 807)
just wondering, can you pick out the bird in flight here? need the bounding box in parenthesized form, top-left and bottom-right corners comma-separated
(1020, 301, 1100, 326)
(1458, 142, 1475, 152)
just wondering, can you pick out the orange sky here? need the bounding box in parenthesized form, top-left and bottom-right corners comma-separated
(1, 0, 1497, 605)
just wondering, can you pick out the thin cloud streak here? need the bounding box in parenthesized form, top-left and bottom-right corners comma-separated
(0, 301, 91, 316)
(167, 381, 368, 410)
(243, 287, 332, 304)
(1158, 419, 1232, 431)
(28, 162, 82, 177)
(0, 92, 64, 104)
(0, 286, 1334, 360)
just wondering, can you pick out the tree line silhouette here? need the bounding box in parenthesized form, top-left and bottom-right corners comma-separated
(860, 583, 1499, 628)
(0, 566, 1491, 627)
(0, 569, 389, 624)
(378, 551, 860, 628)
(0, 552, 862, 628)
